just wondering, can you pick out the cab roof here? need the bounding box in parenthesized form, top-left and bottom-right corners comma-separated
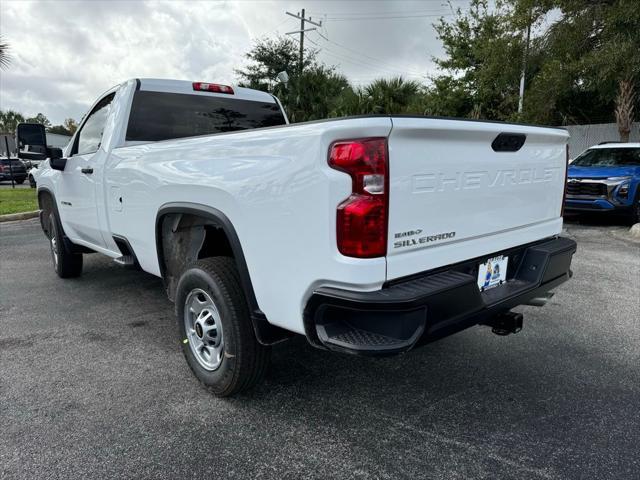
(137, 78, 276, 104)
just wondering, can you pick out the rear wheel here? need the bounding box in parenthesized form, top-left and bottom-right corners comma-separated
(16, 178, 25, 185)
(48, 212, 83, 278)
(176, 257, 270, 396)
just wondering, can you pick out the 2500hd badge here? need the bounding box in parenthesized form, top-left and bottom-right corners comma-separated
(393, 230, 456, 249)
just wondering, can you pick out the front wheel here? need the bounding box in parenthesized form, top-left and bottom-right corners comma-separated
(48, 212, 83, 278)
(631, 195, 640, 225)
(175, 257, 270, 396)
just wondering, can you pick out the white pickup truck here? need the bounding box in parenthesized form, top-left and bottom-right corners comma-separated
(20, 78, 576, 396)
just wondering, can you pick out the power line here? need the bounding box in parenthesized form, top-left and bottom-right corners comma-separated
(282, 5, 452, 83)
(297, 35, 402, 76)
(319, 9, 452, 17)
(305, 36, 396, 74)
(312, 33, 426, 77)
(324, 13, 455, 21)
(304, 35, 426, 80)
(254, 17, 295, 38)
(306, 2, 469, 16)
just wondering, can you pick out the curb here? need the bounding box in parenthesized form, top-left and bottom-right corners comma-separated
(0, 210, 40, 223)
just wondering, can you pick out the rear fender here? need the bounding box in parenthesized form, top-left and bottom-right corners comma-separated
(155, 202, 293, 345)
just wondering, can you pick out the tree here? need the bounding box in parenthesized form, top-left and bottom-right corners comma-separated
(363, 77, 422, 114)
(47, 119, 77, 136)
(47, 125, 71, 135)
(64, 118, 78, 134)
(287, 64, 350, 122)
(419, 76, 474, 117)
(237, 36, 349, 122)
(522, 0, 640, 130)
(0, 110, 25, 133)
(0, 35, 10, 70)
(431, 0, 640, 129)
(615, 79, 635, 142)
(329, 86, 369, 117)
(430, 0, 526, 121)
(26, 113, 51, 129)
(236, 36, 314, 92)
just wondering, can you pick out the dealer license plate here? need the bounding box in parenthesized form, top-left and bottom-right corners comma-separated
(477, 255, 508, 291)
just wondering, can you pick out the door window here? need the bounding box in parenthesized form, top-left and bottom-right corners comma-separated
(73, 93, 115, 156)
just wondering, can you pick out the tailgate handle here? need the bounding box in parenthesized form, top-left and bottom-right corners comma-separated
(492, 133, 526, 152)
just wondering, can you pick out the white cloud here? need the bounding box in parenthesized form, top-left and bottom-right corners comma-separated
(0, 0, 464, 125)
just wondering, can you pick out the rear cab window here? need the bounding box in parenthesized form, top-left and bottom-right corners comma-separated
(125, 91, 286, 142)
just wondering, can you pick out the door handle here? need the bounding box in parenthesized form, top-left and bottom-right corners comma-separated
(81, 167, 94, 174)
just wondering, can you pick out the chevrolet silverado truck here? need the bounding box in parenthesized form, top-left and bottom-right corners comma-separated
(18, 78, 577, 396)
(565, 142, 640, 223)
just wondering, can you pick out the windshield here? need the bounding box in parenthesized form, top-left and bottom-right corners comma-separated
(126, 90, 286, 142)
(572, 147, 640, 167)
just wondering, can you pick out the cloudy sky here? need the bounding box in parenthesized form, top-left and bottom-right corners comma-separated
(0, 0, 470, 125)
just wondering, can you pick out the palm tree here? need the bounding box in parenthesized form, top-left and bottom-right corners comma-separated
(0, 35, 10, 70)
(363, 77, 421, 114)
(615, 79, 635, 142)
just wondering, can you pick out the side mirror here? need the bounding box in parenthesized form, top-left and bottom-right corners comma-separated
(49, 148, 67, 171)
(16, 123, 47, 161)
(48, 147, 63, 159)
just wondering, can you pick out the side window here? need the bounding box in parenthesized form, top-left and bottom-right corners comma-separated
(72, 93, 115, 156)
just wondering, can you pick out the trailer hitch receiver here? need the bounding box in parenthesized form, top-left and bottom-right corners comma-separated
(487, 311, 523, 336)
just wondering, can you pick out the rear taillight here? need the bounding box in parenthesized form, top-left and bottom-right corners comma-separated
(328, 138, 388, 258)
(561, 144, 569, 217)
(192, 82, 234, 94)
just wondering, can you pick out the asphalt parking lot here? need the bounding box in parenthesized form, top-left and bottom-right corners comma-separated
(1, 219, 639, 479)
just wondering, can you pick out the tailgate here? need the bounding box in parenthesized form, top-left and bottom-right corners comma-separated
(386, 117, 568, 280)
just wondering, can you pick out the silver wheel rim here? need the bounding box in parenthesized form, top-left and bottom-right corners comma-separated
(184, 288, 224, 371)
(50, 231, 59, 268)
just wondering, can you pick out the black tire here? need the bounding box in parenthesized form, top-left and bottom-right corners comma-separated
(176, 257, 270, 397)
(48, 212, 83, 278)
(630, 193, 640, 225)
(15, 178, 25, 185)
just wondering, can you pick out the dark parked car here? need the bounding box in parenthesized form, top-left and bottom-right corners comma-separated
(0, 157, 28, 184)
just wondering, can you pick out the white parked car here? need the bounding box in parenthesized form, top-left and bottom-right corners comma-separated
(21, 78, 576, 396)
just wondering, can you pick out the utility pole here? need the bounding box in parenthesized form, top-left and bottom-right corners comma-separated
(285, 9, 322, 74)
(518, 10, 532, 114)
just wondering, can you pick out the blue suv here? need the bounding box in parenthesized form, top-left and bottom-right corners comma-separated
(565, 143, 640, 224)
